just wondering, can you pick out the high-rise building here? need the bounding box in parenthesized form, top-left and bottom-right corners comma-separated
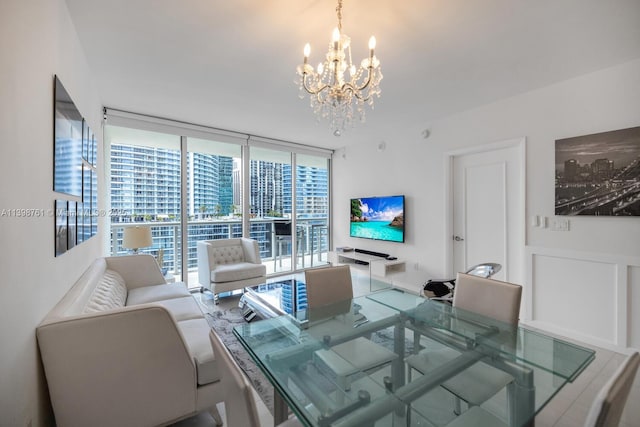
(592, 158, 614, 182)
(110, 144, 181, 220)
(296, 164, 329, 219)
(249, 160, 291, 218)
(564, 159, 579, 182)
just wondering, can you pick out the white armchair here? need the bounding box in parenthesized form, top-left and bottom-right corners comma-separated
(197, 238, 266, 303)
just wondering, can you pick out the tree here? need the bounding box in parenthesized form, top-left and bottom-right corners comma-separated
(351, 199, 362, 219)
(199, 205, 208, 219)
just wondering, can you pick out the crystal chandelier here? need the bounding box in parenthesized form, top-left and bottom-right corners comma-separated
(296, 0, 382, 136)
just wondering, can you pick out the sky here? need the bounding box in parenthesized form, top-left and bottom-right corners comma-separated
(555, 126, 640, 172)
(357, 195, 404, 221)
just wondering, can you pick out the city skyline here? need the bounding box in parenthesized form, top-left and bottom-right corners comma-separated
(555, 126, 640, 173)
(555, 126, 640, 216)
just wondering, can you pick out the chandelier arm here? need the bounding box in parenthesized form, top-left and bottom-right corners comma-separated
(341, 66, 374, 99)
(301, 72, 330, 95)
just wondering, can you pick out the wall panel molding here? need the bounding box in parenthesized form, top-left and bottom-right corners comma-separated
(525, 246, 640, 352)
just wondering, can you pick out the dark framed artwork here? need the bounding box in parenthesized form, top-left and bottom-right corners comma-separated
(90, 131, 97, 167)
(53, 76, 82, 197)
(55, 200, 68, 256)
(82, 163, 91, 203)
(77, 202, 84, 245)
(90, 168, 97, 237)
(67, 201, 77, 250)
(82, 120, 89, 161)
(555, 126, 640, 216)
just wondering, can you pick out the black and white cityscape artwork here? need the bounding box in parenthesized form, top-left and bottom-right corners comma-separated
(555, 126, 640, 216)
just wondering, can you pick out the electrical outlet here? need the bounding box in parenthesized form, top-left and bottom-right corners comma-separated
(551, 217, 570, 231)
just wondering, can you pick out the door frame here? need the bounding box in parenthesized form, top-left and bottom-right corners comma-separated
(443, 137, 527, 282)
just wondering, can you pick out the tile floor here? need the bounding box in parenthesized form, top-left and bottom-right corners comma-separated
(174, 270, 640, 427)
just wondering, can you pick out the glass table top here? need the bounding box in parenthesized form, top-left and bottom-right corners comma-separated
(233, 289, 595, 427)
(366, 290, 596, 382)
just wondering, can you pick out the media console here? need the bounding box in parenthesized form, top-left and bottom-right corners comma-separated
(328, 250, 432, 295)
(328, 250, 405, 278)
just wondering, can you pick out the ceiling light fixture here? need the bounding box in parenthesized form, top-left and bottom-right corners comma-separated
(296, 0, 382, 137)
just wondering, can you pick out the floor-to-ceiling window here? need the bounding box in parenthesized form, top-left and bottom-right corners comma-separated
(295, 153, 330, 270)
(249, 146, 293, 274)
(186, 137, 243, 284)
(105, 110, 332, 287)
(106, 126, 183, 282)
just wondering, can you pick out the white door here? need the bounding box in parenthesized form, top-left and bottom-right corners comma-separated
(450, 140, 524, 283)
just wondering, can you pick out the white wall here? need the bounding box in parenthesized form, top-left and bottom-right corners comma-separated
(333, 58, 640, 348)
(0, 1, 102, 425)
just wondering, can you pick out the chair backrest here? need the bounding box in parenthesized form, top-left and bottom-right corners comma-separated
(304, 265, 353, 308)
(453, 272, 522, 325)
(584, 352, 640, 427)
(208, 330, 261, 427)
(274, 221, 292, 236)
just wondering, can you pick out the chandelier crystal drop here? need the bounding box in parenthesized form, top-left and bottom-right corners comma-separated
(296, 0, 382, 137)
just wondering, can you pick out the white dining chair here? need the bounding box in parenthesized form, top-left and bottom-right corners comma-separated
(406, 272, 522, 415)
(208, 330, 302, 427)
(304, 266, 398, 393)
(584, 351, 639, 427)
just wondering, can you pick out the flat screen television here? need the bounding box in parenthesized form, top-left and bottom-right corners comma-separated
(350, 195, 405, 243)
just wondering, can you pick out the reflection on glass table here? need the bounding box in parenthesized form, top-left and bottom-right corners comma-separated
(233, 289, 595, 427)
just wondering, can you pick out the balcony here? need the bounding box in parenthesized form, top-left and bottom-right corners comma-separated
(110, 218, 329, 289)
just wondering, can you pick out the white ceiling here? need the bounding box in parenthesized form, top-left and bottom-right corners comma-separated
(64, 0, 640, 150)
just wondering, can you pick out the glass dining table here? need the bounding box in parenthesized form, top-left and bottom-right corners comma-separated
(233, 289, 595, 427)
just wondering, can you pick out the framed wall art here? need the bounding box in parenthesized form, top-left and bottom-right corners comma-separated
(53, 76, 82, 197)
(67, 201, 77, 250)
(555, 126, 640, 216)
(55, 200, 67, 256)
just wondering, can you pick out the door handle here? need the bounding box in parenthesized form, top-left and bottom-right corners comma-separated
(453, 235, 464, 241)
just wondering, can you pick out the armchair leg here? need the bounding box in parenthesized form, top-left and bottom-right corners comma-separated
(209, 405, 224, 426)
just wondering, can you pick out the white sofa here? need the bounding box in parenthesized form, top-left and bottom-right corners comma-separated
(37, 255, 224, 427)
(197, 238, 266, 302)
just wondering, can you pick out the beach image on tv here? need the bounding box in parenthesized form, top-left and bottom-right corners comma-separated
(350, 196, 404, 242)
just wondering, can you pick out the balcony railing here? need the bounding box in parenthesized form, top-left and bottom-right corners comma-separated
(110, 218, 329, 285)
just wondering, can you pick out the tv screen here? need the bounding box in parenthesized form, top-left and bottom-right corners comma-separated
(350, 195, 405, 243)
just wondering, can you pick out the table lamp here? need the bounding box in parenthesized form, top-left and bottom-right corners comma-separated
(122, 226, 152, 254)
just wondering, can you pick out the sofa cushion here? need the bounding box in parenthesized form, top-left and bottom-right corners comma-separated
(211, 262, 266, 283)
(152, 296, 205, 321)
(83, 269, 127, 313)
(177, 318, 219, 385)
(126, 282, 190, 306)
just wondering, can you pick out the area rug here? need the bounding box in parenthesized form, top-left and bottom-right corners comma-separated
(204, 305, 417, 416)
